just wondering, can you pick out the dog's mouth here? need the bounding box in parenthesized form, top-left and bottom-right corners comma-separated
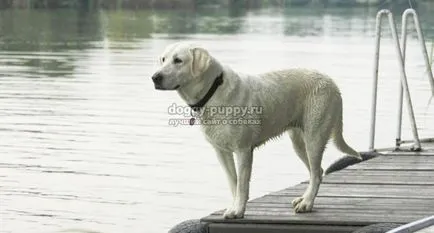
(154, 84, 180, 90)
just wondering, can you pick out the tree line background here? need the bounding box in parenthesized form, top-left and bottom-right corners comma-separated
(0, 0, 429, 10)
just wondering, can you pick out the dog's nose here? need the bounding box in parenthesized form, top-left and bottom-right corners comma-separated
(152, 73, 163, 85)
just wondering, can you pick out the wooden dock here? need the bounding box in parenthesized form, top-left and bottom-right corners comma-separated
(200, 144, 434, 233)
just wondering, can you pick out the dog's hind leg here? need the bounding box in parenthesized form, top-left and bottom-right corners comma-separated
(294, 99, 334, 213)
(288, 128, 311, 208)
(294, 131, 329, 213)
(288, 128, 310, 170)
(223, 148, 253, 219)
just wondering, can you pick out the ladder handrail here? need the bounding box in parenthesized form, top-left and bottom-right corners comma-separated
(369, 9, 421, 152)
(395, 9, 434, 150)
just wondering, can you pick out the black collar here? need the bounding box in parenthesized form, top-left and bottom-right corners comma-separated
(189, 72, 224, 111)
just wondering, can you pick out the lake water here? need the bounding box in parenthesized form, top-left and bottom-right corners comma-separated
(1, 6, 434, 233)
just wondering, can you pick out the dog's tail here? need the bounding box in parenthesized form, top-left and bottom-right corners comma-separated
(332, 109, 362, 160)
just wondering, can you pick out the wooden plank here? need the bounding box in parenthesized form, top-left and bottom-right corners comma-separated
(346, 155, 434, 170)
(244, 203, 432, 212)
(360, 158, 434, 163)
(208, 222, 358, 233)
(347, 164, 434, 170)
(247, 197, 434, 211)
(237, 208, 432, 216)
(370, 155, 434, 160)
(210, 207, 431, 217)
(353, 155, 434, 163)
(273, 183, 434, 199)
(321, 170, 434, 185)
(249, 195, 434, 205)
(323, 169, 434, 177)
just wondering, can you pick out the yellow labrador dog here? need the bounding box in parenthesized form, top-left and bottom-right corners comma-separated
(151, 42, 360, 219)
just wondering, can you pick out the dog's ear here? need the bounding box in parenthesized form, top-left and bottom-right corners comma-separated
(190, 47, 211, 78)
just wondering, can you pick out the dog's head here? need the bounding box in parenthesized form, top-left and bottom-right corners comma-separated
(151, 42, 213, 90)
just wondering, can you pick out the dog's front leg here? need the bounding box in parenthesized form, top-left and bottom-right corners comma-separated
(214, 147, 237, 199)
(223, 148, 253, 219)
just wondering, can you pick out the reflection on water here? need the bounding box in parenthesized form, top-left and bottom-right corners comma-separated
(1, 6, 434, 233)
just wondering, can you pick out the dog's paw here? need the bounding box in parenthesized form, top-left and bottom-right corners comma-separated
(291, 196, 304, 208)
(293, 199, 313, 213)
(223, 207, 245, 219)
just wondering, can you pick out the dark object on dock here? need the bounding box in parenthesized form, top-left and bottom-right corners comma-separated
(169, 219, 208, 233)
(324, 151, 379, 175)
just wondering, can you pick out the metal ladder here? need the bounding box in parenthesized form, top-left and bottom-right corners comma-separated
(369, 8, 434, 152)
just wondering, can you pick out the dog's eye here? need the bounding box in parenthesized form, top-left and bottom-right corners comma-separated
(173, 58, 182, 64)
(161, 57, 165, 63)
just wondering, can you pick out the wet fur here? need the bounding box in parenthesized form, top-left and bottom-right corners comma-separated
(152, 42, 361, 218)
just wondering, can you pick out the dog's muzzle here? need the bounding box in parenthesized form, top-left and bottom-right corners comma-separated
(152, 72, 164, 89)
(151, 72, 180, 90)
